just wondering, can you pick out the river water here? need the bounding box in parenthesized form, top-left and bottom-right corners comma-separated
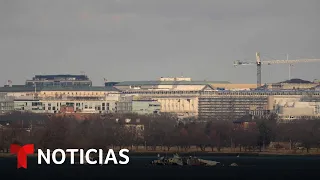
(1, 155, 320, 179)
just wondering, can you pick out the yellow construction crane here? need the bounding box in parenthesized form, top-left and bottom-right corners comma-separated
(233, 52, 320, 88)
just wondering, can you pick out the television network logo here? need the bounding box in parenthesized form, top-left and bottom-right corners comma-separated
(10, 144, 130, 169)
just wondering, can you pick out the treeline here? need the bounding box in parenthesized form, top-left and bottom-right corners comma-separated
(0, 112, 320, 153)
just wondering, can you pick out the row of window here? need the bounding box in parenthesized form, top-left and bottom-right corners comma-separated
(124, 90, 320, 96)
(42, 92, 107, 95)
(279, 115, 320, 119)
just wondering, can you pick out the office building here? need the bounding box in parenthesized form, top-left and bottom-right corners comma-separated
(25, 74, 92, 87)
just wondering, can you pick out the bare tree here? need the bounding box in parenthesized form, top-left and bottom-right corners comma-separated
(1, 111, 320, 154)
(206, 121, 232, 152)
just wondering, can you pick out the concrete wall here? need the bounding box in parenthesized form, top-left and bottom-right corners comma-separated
(276, 101, 320, 120)
(271, 96, 301, 107)
(156, 97, 198, 118)
(279, 107, 315, 116)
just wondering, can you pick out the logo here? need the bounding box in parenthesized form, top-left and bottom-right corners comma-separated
(9, 144, 130, 168)
(10, 144, 34, 169)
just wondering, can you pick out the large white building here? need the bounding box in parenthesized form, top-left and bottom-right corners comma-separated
(270, 96, 320, 121)
(1, 75, 320, 120)
(276, 102, 320, 120)
(117, 77, 230, 118)
(114, 77, 229, 91)
(14, 98, 118, 114)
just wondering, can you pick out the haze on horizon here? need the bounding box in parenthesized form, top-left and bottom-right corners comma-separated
(0, 0, 319, 86)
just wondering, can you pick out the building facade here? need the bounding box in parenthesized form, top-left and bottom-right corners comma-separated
(14, 97, 118, 114)
(0, 93, 14, 114)
(272, 95, 320, 121)
(198, 93, 268, 120)
(275, 102, 320, 121)
(0, 86, 120, 99)
(117, 96, 161, 114)
(2, 75, 320, 120)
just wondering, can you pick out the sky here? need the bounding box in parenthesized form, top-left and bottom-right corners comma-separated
(0, 0, 319, 86)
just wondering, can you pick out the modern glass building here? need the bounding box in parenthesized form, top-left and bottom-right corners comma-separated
(25, 74, 92, 87)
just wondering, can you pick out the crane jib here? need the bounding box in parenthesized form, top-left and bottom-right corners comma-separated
(233, 52, 320, 88)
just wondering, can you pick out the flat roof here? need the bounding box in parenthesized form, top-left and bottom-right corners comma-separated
(34, 74, 88, 78)
(0, 86, 120, 92)
(29, 74, 90, 81)
(115, 80, 230, 86)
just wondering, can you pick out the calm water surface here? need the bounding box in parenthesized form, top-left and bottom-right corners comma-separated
(1, 155, 319, 179)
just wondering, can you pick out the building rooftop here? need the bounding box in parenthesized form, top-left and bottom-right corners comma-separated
(115, 80, 230, 86)
(0, 86, 120, 92)
(31, 74, 90, 80)
(279, 78, 313, 84)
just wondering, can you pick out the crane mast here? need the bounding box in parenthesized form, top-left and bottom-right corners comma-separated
(233, 52, 320, 88)
(256, 52, 262, 88)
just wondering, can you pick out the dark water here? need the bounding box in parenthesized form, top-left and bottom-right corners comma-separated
(1, 155, 320, 179)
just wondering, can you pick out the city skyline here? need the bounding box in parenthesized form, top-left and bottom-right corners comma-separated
(2, 73, 319, 87)
(1, 0, 320, 85)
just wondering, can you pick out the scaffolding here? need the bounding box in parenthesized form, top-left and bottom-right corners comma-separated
(198, 95, 268, 120)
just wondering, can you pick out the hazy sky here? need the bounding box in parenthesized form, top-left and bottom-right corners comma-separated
(1, 0, 319, 85)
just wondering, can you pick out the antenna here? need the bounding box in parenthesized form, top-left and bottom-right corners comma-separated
(288, 53, 293, 80)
